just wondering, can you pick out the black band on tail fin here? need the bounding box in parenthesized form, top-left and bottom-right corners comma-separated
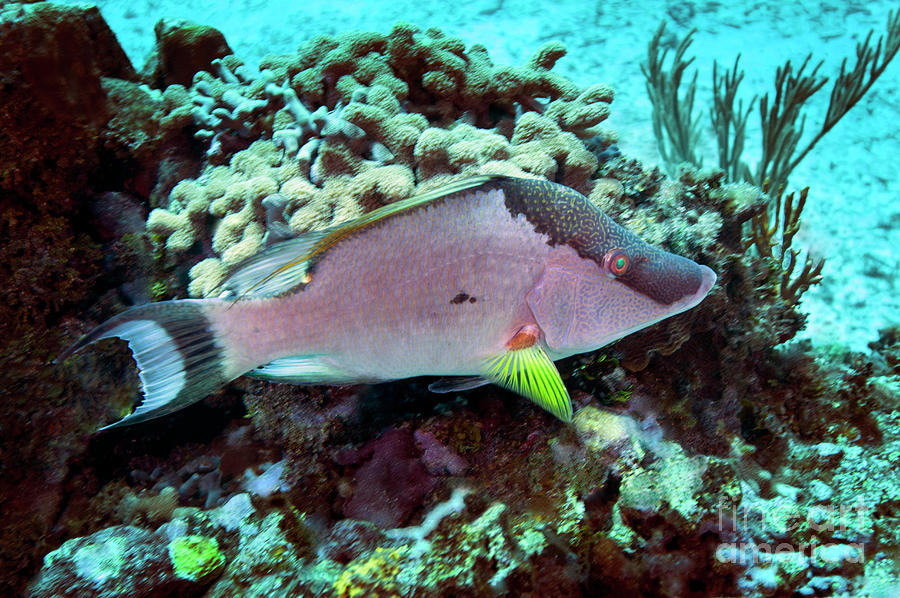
(58, 300, 228, 429)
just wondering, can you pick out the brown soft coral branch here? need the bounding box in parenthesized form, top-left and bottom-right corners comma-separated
(744, 187, 824, 305)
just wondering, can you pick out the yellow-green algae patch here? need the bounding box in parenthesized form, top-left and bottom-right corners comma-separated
(168, 535, 225, 581)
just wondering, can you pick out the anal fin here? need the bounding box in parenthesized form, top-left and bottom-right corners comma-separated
(481, 326, 573, 422)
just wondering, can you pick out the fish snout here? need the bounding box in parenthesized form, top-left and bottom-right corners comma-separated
(619, 249, 715, 307)
(671, 261, 716, 311)
(698, 264, 717, 297)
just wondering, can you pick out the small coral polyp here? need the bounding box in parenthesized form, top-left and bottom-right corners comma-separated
(146, 23, 616, 298)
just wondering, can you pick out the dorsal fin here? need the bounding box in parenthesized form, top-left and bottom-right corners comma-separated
(238, 174, 504, 298)
(220, 228, 333, 299)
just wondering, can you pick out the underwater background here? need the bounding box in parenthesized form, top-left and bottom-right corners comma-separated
(1, 0, 899, 596)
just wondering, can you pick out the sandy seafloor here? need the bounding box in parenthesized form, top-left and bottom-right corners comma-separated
(67, 0, 899, 352)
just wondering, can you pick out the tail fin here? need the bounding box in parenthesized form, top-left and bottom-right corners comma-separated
(58, 299, 230, 430)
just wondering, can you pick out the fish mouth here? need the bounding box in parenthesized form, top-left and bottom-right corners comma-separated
(671, 264, 717, 313)
(698, 264, 717, 297)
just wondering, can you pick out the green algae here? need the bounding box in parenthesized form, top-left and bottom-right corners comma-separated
(168, 535, 225, 581)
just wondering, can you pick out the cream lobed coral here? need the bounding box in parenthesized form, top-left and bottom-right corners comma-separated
(148, 24, 617, 297)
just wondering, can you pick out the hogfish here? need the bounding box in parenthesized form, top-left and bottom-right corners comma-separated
(60, 175, 716, 429)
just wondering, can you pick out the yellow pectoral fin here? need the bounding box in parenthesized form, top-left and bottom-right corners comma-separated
(482, 343, 573, 422)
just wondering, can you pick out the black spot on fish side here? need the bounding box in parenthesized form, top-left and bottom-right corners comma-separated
(450, 292, 470, 305)
(468, 296, 476, 303)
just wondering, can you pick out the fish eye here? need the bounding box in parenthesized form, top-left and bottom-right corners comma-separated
(603, 248, 630, 277)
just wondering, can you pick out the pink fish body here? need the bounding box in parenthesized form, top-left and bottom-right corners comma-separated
(61, 176, 715, 428)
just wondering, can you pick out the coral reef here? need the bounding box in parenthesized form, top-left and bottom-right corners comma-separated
(145, 22, 616, 298)
(27, 525, 220, 597)
(0, 4, 197, 594)
(5, 6, 899, 598)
